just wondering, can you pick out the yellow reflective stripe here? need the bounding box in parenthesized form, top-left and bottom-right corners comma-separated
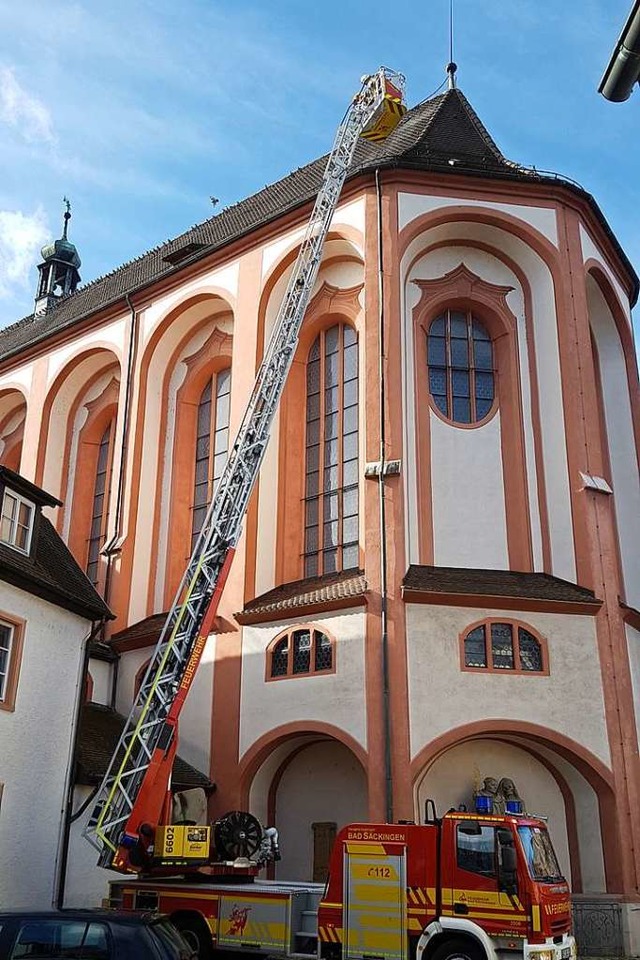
(532, 904, 541, 931)
(345, 843, 387, 854)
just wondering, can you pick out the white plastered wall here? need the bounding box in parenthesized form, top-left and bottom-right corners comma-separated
(399, 200, 576, 581)
(88, 658, 112, 705)
(405, 603, 610, 766)
(587, 276, 640, 610)
(65, 786, 121, 907)
(239, 609, 367, 758)
(0, 583, 87, 909)
(626, 624, 640, 749)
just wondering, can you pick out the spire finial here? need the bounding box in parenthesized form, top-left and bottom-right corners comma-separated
(446, 0, 457, 89)
(62, 196, 71, 240)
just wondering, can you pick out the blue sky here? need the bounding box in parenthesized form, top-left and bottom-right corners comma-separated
(0, 0, 638, 335)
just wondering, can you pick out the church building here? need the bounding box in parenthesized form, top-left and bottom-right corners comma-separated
(1, 75, 639, 952)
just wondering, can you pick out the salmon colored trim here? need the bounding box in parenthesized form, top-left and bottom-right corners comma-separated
(402, 588, 600, 617)
(161, 327, 233, 608)
(492, 736, 582, 892)
(275, 283, 364, 586)
(264, 623, 337, 682)
(0, 611, 25, 713)
(411, 262, 533, 571)
(410, 718, 622, 893)
(458, 616, 550, 676)
(85, 671, 94, 703)
(236, 593, 367, 626)
(560, 209, 640, 894)
(237, 720, 368, 810)
(0, 401, 26, 473)
(620, 603, 640, 634)
(379, 179, 413, 820)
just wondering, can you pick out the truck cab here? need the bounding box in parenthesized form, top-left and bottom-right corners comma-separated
(318, 813, 575, 960)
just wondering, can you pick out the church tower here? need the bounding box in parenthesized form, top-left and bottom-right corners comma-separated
(34, 199, 81, 316)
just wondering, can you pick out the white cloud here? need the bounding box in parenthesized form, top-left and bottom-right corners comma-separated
(0, 66, 54, 143)
(0, 208, 49, 301)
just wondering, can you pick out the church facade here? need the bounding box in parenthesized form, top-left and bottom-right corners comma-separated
(1, 84, 639, 950)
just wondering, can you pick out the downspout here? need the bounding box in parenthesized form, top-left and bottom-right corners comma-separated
(375, 167, 393, 824)
(53, 618, 105, 908)
(103, 293, 138, 615)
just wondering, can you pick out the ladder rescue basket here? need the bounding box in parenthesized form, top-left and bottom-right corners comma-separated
(361, 79, 407, 142)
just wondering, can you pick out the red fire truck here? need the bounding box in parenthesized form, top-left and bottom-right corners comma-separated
(109, 808, 576, 960)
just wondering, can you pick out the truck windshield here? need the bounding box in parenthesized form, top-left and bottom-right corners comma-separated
(518, 825, 564, 882)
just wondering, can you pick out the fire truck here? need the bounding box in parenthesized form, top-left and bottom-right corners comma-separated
(86, 64, 576, 960)
(109, 807, 575, 960)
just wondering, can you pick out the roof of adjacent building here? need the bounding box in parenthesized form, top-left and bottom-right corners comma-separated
(76, 702, 214, 791)
(0, 469, 112, 622)
(236, 568, 368, 624)
(402, 565, 601, 610)
(1, 87, 636, 366)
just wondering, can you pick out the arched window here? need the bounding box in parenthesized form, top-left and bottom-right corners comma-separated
(461, 620, 546, 674)
(86, 420, 115, 588)
(191, 368, 231, 551)
(268, 626, 334, 680)
(427, 310, 494, 424)
(304, 323, 359, 578)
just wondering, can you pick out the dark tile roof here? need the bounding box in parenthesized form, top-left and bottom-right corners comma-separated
(402, 565, 601, 607)
(0, 466, 61, 508)
(76, 702, 213, 791)
(2, 88, 635, 364)
(111, 611, 167, 646)
(0, 513, 112, 621)
(236, 568, 367, 624)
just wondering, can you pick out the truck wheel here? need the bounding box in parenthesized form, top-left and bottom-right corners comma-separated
(171, 915, 213, 960)
(430, 938, 484, 960)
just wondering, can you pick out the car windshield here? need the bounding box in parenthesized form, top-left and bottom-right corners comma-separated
(518, 825, 564, 881)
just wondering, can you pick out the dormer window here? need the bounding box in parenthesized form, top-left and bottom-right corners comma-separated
(0, 489, 35, 554)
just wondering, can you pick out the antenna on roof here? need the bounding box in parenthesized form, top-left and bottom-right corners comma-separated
(446, 0, 457, 89)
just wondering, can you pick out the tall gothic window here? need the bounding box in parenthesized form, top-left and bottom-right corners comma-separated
(427, 310, 494, 424)
(191, 369, 231, 551)
(86, 421, 115, 588)
(304, 323, 359, 578)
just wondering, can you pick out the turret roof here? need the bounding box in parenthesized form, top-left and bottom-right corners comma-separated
(0, 87, 636, 362)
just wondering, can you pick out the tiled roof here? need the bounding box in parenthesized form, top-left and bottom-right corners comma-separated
(236, 569, 367, 624)
(402, 565, 601, 607)
(110, 612, 167, 647)
(1, 87, 635, 364)
(0, 513, 112, 621)
(76, 702, 214, 791)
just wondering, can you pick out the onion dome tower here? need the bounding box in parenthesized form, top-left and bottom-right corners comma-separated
(34, 198, 81, 317)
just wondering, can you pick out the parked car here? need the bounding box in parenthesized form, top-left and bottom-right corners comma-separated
(0, 910, 196, 960)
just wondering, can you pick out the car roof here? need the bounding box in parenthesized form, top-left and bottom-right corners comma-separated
(0, 910, 160, 924)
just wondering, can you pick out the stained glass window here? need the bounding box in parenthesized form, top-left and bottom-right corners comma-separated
(86, 421, 115, 588)
(462, 621, 545, 674)
(269, 628, 334, 679)
(427, 310, 494, 423)
(191, 369, 231, 552)
(305, 324, 359, 577)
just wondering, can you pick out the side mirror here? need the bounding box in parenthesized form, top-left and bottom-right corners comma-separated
(497, 829, 518, 895)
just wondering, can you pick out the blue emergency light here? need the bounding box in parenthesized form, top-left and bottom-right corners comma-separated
(475, 796, 493, 814)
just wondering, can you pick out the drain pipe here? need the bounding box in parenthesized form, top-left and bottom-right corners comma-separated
(375, 168, 393, 824)
(103, 292, 139, 614)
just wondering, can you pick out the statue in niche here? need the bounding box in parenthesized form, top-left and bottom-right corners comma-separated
(473, 776, 525, 814)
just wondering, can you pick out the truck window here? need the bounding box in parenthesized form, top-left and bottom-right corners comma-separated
(456, 825, 496, 877)
(517, 825, 564, 882)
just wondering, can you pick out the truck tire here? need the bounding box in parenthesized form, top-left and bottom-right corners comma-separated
(171, 914, 213, 960)
(430, 938, 484, 960)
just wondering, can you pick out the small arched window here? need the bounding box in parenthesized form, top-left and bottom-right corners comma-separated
(191, 368, 231, 551)
(462, 620, 546, 674)
(427, 310, 494, 424)
(268, 627, 334, 680)
(86, 420, 115, 588)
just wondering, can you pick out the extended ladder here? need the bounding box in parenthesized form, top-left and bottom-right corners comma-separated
(84, 67, 406, 871)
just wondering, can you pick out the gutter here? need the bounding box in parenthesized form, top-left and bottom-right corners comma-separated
(599, 0, 640, 102)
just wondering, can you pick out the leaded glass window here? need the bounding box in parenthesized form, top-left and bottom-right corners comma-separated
(462, 621, 545, 673)
(191, 369, 231, 552)
(427, 310, 494, 423)
(269, 627, 334, 679)
(304, 324, 359, 577)
(86, 421, 115, 588)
